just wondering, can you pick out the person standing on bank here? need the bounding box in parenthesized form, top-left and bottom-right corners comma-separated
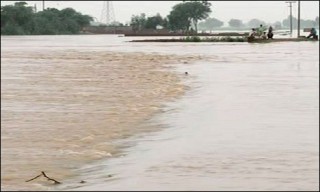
(267, 26, 273, 39)
(257, 24, 265, 37)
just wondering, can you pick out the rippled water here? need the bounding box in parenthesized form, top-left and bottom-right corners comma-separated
(1, 35, 319, 191)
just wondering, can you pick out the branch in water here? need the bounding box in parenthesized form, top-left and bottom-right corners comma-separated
(25, 174, 42, 182)
(25, 171, 62, 184)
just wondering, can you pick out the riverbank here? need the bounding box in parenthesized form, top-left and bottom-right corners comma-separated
(129, 36, 318, 43)
(124, 32, 249, 37)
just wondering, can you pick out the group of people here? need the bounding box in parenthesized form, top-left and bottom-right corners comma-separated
(249, 24, 273, 40)
(249, 24, 318, 40)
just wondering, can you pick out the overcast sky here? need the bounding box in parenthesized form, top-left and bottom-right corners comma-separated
(1, 1, 319, 25)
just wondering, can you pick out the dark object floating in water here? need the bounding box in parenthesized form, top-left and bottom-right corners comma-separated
(25, 171, 61, 184)
(185, 72, 189, 75)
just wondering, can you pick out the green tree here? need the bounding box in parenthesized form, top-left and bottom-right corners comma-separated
(183, 0, 211, 6)
(162, 18, 169, 29)
(168, 1, 211, 32)
(1, 2, 35, 34)
(167, 5, 190, 31)
(130, 13, 146, 31)
(145, 13, 165, 29)
(59, 8, 92, 33)
(1, 2, 93, 35)
(33, 8, 63, 34)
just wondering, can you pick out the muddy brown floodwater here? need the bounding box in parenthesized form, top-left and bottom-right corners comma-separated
(1, 46, 199, 190)
(1, 35, 319, 191)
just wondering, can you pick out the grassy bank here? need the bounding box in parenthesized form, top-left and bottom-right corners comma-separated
(130, 36, 247, 42)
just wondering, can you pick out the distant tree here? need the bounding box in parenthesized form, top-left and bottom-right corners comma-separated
(1, 2, 93, 35)
(32, 8, 62, 34)
(168, 1, 211, 32)
(59, 8, 92, 31)
(228, 19, 244, 28)
(272, 21, 282, 29)
(188, 1, 211, 32)
(282, 16, 298, 28)
(32, 7, 92, 34)
(145, 13, 165, 29)
(316, 16, 319, 26)
(247, 18, 266, 28)
(301, 19, 316, 28)
(108, 21, 124, 26)
(198, 17, 223, 30)
(130, 13, 146, 31)
(283, 15, 318, 29)
(1, 2, 34, 34)
(183, 0, 211, 6)
(162, 18, 169, 29)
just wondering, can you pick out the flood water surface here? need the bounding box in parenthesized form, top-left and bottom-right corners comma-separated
(1, 35, 319, 191)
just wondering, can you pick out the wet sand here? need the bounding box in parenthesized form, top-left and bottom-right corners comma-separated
(1, 49, 199, 190)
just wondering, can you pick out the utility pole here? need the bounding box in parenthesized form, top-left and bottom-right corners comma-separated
(286, 1, 296, 36)
(42, 0, 45, 11)
(297, 1, 300, 37)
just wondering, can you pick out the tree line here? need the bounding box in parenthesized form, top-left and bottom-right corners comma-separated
(127, 1, 318, 32)
(1, 1, 318, 35)
(1, 1, 209, 35)
(198, 16, 319, 31)
(1, 2, 93, 35)
(129, 1, 211, 33)
(129, 13, 319, 32)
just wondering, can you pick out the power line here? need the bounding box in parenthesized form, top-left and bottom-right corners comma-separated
(100, 1, 115, 25)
